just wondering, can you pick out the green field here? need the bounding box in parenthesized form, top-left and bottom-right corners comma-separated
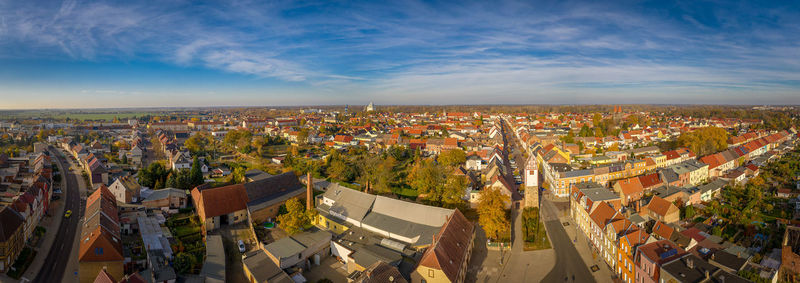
(0, 110, 164, 121)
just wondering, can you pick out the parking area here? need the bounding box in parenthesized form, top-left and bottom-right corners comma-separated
(218, 224, 256, 283)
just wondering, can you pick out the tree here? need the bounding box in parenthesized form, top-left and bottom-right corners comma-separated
(277, 198, 311, 235)
(677, 127, 728, 156)
(327, 159, 356, 182)
(578, 125, 592, 137)
(154, 178, 164, 190)
(138, 162, 169, 189)
(298, 128, 310, 145)
(477, 187, 510, 241)
(190, 157, 204, 187)
(185, 132, 211, 155)
(166, 172, 178, 188)
(407, 159, 445, 202)
(438, 149, 466, 168)
(173, 252, 196, 274)
(684, 205, 696, 220)
(442, 174, 468, 208)
(373, 156, 398, 194)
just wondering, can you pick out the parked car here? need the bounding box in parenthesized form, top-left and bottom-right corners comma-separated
(238, 240, 246, 253)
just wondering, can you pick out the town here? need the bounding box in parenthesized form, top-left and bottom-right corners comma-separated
(2, 1, 799, 282)
(0, 104, 798, 283)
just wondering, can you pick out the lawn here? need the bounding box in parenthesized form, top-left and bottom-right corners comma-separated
(522, 207, 551, 251)
(392, 185, 419, 200)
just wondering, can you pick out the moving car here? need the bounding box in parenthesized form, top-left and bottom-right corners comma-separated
(64, 210, 72, 218)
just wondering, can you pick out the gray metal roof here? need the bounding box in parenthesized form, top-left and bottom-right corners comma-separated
(203, 235, 226, 283)
(371, 196, 453, 227)
(143, 188, 185, 202)
(350, 244, 403, 268)
(242, 250, 293, 283)
(321, 186, 376, 222)
(264, 237, 306, 259)
(361, 212, 441, 245)
(291, 230, 332, 248)
(580, 186, 619, 202)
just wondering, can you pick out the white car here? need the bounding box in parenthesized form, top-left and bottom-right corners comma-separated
(238, 240, 246, 253)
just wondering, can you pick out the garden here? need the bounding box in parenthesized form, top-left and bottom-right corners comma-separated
(165, 212, 206, 274)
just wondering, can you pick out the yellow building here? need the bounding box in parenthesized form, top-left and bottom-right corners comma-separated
(314, 213, 349, 235)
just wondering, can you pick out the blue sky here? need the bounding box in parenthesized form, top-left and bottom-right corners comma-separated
(0, 0, 798, 108)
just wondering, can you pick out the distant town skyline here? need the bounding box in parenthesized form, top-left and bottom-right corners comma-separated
(1, 0, 799, 109)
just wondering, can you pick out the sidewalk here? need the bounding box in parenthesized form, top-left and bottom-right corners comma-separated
(560, 215, 615, 282)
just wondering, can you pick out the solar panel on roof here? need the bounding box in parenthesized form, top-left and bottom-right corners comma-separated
(660, 248, 678, 259)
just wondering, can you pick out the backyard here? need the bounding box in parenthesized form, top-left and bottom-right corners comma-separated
(165, 212, 206, 274)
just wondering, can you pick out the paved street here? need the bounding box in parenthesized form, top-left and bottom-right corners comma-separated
(501, 117, 601, 283)
(33, 148, 83, 283)
(541, 196, 597, 283)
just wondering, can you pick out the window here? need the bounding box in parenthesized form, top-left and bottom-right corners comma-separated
(95, 247, 103, 255)
(429, 269, 435, 278)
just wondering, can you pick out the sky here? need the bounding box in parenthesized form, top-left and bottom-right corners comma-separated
(0, 0, 799, 109)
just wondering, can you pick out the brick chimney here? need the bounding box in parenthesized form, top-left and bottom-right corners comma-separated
(306, 172, 313, 211)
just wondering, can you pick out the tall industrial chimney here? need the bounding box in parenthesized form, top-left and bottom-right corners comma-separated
(306, 172, 313, 211)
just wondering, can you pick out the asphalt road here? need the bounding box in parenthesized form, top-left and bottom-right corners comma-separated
(34, 147, 82, 283)
(541, 199, 596, 283)
(501, 116, 596, 283)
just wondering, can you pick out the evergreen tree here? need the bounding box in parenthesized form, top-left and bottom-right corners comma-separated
(166, 172, 178, 188)
(190, 157, 203, 187)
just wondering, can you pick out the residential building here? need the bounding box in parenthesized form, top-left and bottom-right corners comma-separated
(412, 209, 475, 283)
(79, 186, 124, 283)
(108, 176, 141, 203)
(634, 240, 686, 283)
(141, 188, 187, 210)
(641, 196, 679, 224)
(0, 207, 24, 273)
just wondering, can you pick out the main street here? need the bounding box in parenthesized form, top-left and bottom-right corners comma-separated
(501, 117, 597, 283)
(33, 147, 82, 283)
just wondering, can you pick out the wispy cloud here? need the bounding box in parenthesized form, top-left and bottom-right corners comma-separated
(0, 0, 798, 106)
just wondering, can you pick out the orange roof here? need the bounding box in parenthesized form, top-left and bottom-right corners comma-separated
(646, 196, 677, 218)
(589, 201, 617, 228)
(93, 269, 116, 283)
(652, 220, 674, 239)
(638, 173, 662, 189)
(79, 225, 124, 262)
(192, 185, 248, 220)
(616, 177, 643, 196)
(87, 184, 116, 209)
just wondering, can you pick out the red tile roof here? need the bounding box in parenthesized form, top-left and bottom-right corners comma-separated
(192, 185, 248, 220)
